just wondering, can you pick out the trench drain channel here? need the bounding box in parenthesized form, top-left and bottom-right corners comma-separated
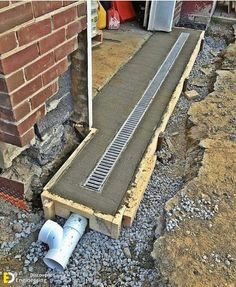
(84, 32, 189, 192)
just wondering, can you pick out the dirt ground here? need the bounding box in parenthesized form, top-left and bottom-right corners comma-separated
(152, 29, 236, 287)
(92, 22, 151, 96)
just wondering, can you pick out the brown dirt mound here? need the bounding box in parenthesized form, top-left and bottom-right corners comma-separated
(152, 41, 236, 287)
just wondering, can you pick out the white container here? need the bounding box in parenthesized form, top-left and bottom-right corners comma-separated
(91, 1, 98, 37)
(38, 214, 88, 271)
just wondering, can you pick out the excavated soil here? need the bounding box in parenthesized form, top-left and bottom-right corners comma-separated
(92, 23, 151, 97)
(152, 33, 236, 287)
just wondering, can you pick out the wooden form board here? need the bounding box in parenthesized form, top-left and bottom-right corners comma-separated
(41, 31, 204, 239)
(92, 30, 103, 48)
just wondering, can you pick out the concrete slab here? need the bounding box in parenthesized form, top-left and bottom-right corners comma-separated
(92, 22, 152, 97)
(51, 28, 202, 216)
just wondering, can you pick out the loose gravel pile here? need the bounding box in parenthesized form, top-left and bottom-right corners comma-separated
(22, 170, 184, 286)
(4, 28, 228, 287)
(187, 36, 226, 100)
(0, 211, 44, 251)
(165, 191, 220, 232)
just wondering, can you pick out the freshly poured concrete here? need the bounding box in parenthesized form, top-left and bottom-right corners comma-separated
(52, 28, 202, 216)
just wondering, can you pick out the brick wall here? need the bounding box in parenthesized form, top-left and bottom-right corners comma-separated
(180, 1, 214, 26)
(0, 0, 87, 147)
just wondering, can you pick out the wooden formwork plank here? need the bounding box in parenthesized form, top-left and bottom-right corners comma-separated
(42, 190, 95, 219)
(90, 212, 115, 237)
(42, 189, 125, 239)
(42, 199, 55, 220)
(92, 30, 103, 48)
(42, 190, 125, 239)
(89, 205, 125, 238)
(123, 154, 156, 227)
(123, 30, 205, 227)
(111, 205, 126, 239)
(90, 207, 125, 239)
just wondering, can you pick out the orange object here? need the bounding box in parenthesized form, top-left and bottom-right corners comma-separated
(107, 4, 120, 29)
(112, 1, 136, 22)
(0, 192, 28, 210)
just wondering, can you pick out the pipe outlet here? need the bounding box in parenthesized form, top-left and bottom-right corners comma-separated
(38, 213, 88, 271)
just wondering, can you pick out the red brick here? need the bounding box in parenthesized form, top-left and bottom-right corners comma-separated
(0, 128, 35, 147)
(17, 105, 45, 135)
(5, 70, 25, 92)
(0, 101, 31, 122)
(31, 82, 58, 109)
(53, 6, 77, 29)
(11, 76, 42, 106)
(0, 105, 45, 135)
(0, 32, 18, 54)
(12, 101, 31, 122)
(17, 19, 52, 46)
(38, 29, 65, 54)
(0, 70, 25, 93)
(78, 2, 86, 17)
(55, 38, 78, 61)
(0, 3, 33, 33)
(66, 20, 83, 39)
(32, 1, 62, 17)
(80, 16, 87, 30)
(0, 44, 39, 74)
(25, 52, 55, 80)
(63, 1, 77, 6)
(0, 1, 9, 9)
(42, 59, 68, 85)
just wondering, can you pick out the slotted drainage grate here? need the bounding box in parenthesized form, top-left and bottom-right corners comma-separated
(84, 32, 189, 192)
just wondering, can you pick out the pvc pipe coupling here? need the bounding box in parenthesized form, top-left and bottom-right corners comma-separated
(38, 213, 88, 271)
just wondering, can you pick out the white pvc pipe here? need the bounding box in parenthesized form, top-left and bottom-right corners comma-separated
(87, 0, 93, 128)
(38, 214, 88, 271)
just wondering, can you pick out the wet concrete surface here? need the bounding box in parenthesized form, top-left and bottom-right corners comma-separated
(51, 28, 202, 215)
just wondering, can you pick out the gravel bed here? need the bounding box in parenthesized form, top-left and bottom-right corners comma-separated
(165, 192, 220, 232)
(12, 30, 228, 286)
(22, 165, 183, 286)
(187, 36, 226, 101)
(0, 211, 44, 251)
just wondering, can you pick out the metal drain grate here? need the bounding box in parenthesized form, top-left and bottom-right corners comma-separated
(84, 32, 189, 192)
